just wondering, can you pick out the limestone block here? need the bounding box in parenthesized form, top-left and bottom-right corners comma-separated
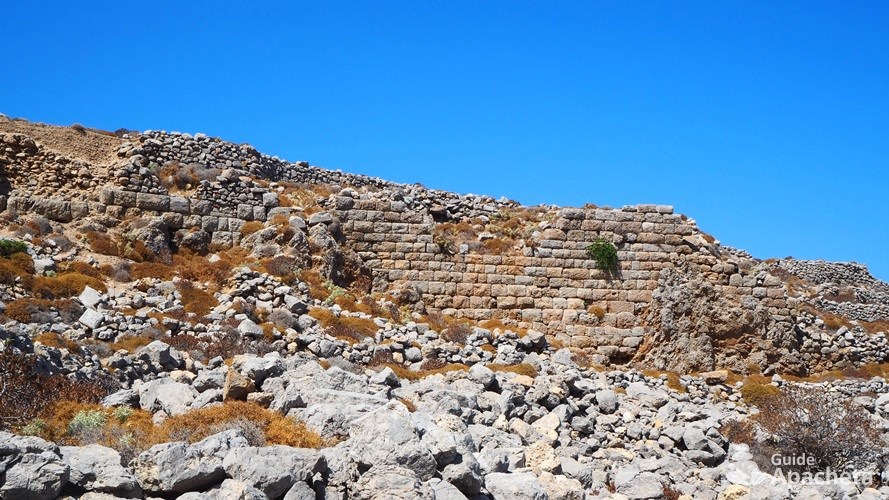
(136, 193, 170, 211)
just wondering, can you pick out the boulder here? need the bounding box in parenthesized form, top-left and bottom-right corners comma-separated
(0, 432, 69, 500)
(60, 444, 140, 496)
(347, 402, 437, 480)
(131, 430, 248, 494)
(222, 445, 326, 499)
(484, 472, 548, 500)
(223, 369, 256, 401)
(351, 465, 434, 500)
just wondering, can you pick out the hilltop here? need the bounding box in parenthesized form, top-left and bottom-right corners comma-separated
(1, 115, 888, 499)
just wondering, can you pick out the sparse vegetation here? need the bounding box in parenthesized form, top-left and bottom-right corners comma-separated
(586, 238, 618, 273)
(309, 307, 379, 344)
(0, 348, 110, 430)
(0, 239, 28, 257)
(487, 362, 538, 378)
(752, 385, 886, 476)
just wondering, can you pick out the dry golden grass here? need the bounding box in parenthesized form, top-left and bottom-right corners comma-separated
(299, 269, 328, 301)
(739, 374, 780, 406)
(108, 335, 153, 353)
(642, 370, 687, 393)
(375, 362, 468, 381)
(59, 261, 103, 278)
(0, 252, 34, 286)
(487, 363, 538, 378)
(240, 221, 264, 236)
(821, 312, 854, 330)
(86, 232, 153, 262)
(131, 262, 176, 280)
(33, 332, 80, 353)
(396, 397, 417, 412)
(587, 305, 606, 320)
(173, 251, 232, 290)
(863, 320, 889, 335)
(478, 317, 528, 337)
(178, 281, 218, 316)
(3, 298, 78, 324)
(308, 307, 378, 344)
(27, 400, 324, 453)
(32, 273, 106, 299)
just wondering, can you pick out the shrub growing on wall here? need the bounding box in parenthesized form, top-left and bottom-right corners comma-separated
(586, 238, 618, 274)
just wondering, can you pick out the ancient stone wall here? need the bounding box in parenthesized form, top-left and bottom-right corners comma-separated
(333, 193, 793, 363)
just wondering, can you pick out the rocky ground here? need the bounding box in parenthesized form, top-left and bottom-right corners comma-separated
(1, 117, 889, 499)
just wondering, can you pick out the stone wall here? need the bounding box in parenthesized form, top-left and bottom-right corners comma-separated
(333, 192, 794, 364)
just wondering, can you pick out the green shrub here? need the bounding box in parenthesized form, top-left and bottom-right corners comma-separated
(0, 239, 28, 257)
(586, 238, 618, 273)
(68, 410, 107, 437)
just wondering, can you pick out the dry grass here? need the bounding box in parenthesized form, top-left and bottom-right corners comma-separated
(739, 375, 780, 406)
(3, 298, 79, 324)
(487, 363, 538, 378)
(33, 332, 80, 353)
(374, 362, 468, 381)
(0, 348, 109, 430)
(820, 312, 854, 330)
(31, 273, 106, 299)
(178, 281, 218, 316)
(23, 400, 324, 461)
(862, 320, 889, 335)
(308, 307, 378, 344)
(299, 269, 328, 300)
(173, 251, 232, 290)
(478, 317, 528, 337)
(86, 232, 153, 262)
(131, 262, 175, 280)
(642, 370, 687, 393)
(719, 419, 755, 445)
(108, 335, 154, 353)
(0, 252, 34, 287)
(240, 221, 264, 236)
(587, 305, 606, 320)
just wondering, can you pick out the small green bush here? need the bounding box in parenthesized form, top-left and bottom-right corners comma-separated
(0, 239, 28, 258)
(68, 410, 107, 436)
(586, 238, 618, 273)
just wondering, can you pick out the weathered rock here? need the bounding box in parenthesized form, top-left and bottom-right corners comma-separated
(60, 444, 140, 496)
(351, 465, 434, 500)
(223, 369, 256, 401)
(222, 445, 326, 499)
(484, 471, 548, 500)
(0, 432, 69, 500)
(130, 430, 248, 494)
(347, 403, 437, 480)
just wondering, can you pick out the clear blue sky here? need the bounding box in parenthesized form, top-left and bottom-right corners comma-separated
(2, 2, 887, 279)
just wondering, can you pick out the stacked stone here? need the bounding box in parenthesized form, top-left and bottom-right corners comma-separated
(0, 132, 103, 199)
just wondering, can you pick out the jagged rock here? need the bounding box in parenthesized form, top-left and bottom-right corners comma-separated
(130, 430, 248, 494)
(350, 465, 434, 500)
(0, 432, 69, 500)
(128, 217, 173, 264)
(484, 471, 548, 500)
(78, 286, 103, 309)
(347, 403, 437, 481)
(178, 229, 211, 255)
(136, 341, 184, 371)
(211, 479, 267, 500)
(222, 446, 326, 499)
(139, 379, 195, 415)
(223, 369, 256, 401)
(60, 444, 140, 496)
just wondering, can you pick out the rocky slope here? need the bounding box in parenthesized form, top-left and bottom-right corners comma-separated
(1, 115, 888, 499)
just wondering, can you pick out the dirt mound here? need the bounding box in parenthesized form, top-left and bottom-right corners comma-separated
(0, 115, 122, 166)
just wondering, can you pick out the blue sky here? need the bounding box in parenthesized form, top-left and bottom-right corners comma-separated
(2, 2, 887, 279)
